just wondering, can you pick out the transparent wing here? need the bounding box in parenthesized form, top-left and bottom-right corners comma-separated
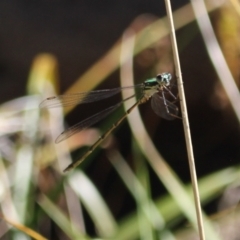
(55, 94, 135, 143)
(40, 84, 143, 108)
(151, 93, 178, 120)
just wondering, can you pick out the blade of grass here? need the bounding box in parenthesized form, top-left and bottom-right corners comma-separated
(133, 140, 159, 240)
(67, 171, 118, 238)
(119, 22, 219, 239)
(0, 215, 47, 240)
(13, 96, 41, 224)
(28, 53, 59, 96)
(230, 0, 240, 15)
(0, 154, 19, 238)
(34, 54, 86, 233)
(114, 165, 240, 239)
(107, 148, 176, 240)
(38, 194, 88, 239)
(119, 28, 177, 240)
(191, 0, 240, 122)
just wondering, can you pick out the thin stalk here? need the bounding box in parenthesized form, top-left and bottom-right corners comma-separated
(164, 1, 205, 240)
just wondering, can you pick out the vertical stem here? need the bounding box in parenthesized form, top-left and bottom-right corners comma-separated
(164, 1, 205, 239)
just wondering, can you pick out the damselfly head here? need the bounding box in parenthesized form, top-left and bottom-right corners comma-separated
(156, 72, 172, 87)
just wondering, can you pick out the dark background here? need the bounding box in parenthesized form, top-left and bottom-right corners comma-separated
(1, 0, 240, 237)
(1, 0, 240, 189)
(0, 0, 187, 102)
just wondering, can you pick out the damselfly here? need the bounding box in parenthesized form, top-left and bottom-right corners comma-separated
(40, 72, 179, 172)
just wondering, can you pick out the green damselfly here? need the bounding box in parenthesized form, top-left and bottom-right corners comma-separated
(40, 72, 179, 172)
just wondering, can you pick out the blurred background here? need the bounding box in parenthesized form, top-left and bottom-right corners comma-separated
(1, 0, 240, 239)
